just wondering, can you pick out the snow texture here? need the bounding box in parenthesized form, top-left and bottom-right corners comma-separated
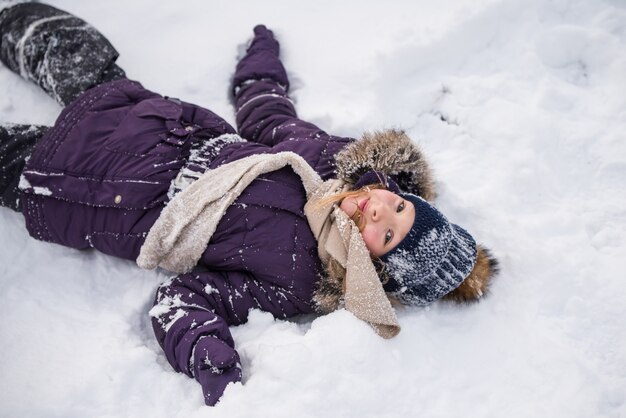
(167, 133, 246, 200)
(1, 0, 625, 417)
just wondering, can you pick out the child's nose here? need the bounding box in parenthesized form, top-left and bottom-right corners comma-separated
(370, 201, 385, 222)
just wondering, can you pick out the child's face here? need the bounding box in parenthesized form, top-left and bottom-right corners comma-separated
(339, 189, 415, 257)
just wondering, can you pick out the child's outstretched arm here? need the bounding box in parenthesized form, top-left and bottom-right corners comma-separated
(150, 269, 309, 406)
(233, 25, 326, 146)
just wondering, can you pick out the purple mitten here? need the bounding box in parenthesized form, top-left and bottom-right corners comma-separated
(248, 24, 279, 55)
(193, 336, 242, 406)
(253, 24, 274, 38)
(233, 24, 288, 92)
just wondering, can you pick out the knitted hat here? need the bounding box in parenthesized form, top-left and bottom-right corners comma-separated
(353, 170, 401, 193)
(381, 193, 477, 306)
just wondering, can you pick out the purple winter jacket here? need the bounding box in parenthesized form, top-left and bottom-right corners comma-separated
(19, 26, 355, 405)
(151, 28, 355, 406)
(20, 78, 237, 258)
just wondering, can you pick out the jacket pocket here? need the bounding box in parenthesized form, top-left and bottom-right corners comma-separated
(105, 97, 198, 157)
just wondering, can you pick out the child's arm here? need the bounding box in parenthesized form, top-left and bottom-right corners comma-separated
(150, 269, 308, 406)
(232, 25, 329, 146)
(231, 25, 353, 179)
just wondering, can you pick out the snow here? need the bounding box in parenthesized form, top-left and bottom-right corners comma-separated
(31, 186, 52, 196)
(1, 0, 625, 417)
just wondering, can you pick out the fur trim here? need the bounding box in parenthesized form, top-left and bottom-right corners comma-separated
(334, 129, 436, 201)
(312, 258, 345, 313)
(443, 245, 499, 303)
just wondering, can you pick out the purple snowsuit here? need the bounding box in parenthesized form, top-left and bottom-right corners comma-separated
(19, 26, 353, 405)
(149, 28, 355, 405)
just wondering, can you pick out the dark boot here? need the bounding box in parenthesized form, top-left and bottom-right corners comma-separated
(0, 123, 49, 212)
(0, 2, 126, 106)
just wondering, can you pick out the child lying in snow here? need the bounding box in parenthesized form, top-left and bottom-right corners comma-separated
(0, 2, 498, 406)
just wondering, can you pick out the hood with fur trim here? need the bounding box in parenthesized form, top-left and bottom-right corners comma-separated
(334, 129, 436, 201)
(443, 246, 499, 303)
(312, 129, 498, 313)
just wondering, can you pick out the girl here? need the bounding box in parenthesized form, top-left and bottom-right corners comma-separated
(0, 3, 498, 406)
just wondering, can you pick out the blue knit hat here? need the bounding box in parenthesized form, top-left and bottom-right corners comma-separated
(381, 193, 477, 306)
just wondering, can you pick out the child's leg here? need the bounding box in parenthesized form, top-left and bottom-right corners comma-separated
(0, 2, 126, 106)
(0, 123, 49, 212)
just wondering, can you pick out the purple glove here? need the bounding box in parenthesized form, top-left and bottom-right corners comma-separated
(233, 24, 288, 92)
(248, 24, 280, 54)
(253, 24, 274, 38)
(193, 336, 242, 406)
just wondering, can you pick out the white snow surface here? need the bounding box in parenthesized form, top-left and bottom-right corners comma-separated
(1, 0, 625, 417)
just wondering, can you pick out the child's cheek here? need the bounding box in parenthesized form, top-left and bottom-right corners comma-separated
(360, 227, 382, 256)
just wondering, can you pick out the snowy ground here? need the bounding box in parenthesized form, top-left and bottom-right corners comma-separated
(1, 0, 625, 417)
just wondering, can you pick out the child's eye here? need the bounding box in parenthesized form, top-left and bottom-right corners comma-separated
(397, 201, 405, 213)
(385, 230, 393, 245)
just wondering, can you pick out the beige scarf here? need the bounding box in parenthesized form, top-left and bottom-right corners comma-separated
(137, 151, 400, 338)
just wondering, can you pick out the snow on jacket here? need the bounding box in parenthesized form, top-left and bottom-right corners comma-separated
(149, 29, 357, 405)
(18, 25, 435, 406)
(149, 26, 436, 405)
(17, 27, 355, 405)
(19, 78, 237, 258)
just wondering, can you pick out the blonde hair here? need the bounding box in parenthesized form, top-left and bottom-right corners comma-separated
(316, 182, 385, 231)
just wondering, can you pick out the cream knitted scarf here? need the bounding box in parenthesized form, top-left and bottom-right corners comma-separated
(137, 151, 400, 338)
